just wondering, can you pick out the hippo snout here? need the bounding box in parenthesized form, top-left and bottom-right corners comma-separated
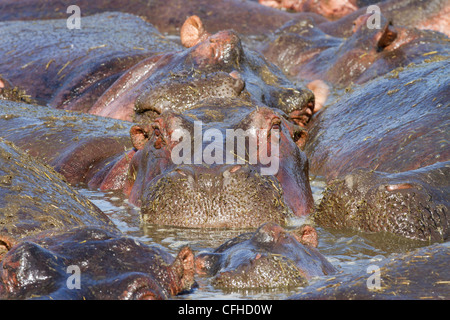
(140, 164, 293, 228)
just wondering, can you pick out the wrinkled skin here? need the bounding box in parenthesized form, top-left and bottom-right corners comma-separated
(304, 57, 450, 180)
(290, 242, 450, 299)
(0, 226, 195, 299)
(195, 222, 336, 289)
(0, 0, 327, 38)
(314, 162, 449, 243)
(0, 137, 115, 261)
(0, 115, 195, 300)
(262, 12, 449, 87)
(258, 0, 364, 20)
(0, 100, 132, 186)
(0, 100, 314, 228)
(0, 14, 315, 126)
(0, 12, 179, 110)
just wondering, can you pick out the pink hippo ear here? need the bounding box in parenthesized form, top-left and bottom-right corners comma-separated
(292, 224, 319, 248)
(130, 125, 150, 150)
(180, 15, 210, 48)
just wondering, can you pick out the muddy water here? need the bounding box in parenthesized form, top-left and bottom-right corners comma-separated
(79, 177, 422, 300)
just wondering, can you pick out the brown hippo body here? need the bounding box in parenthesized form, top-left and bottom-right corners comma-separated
(195, 222, 336, 289)
(315, 162, 449, 243)
(0, 137, 195, 300)
(305, 57, 449, 180)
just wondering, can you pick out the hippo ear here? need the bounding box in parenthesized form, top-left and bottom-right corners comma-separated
(130, 125, 150, 150)
(180, 15, 210, 48)
(377, 22, 397, 49)
(292, 224, 318, 248)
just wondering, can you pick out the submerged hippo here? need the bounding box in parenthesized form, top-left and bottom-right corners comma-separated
(0, 14, 315, 127)
(317, 0, 450, 38)
(290, 242, 450, 300)
(0, 137, 114, 260)
(0, 12, 180, 109)
(258, 0, 364, 20)
(315, 162, 449, 243)
(305, 57, 450, 180)
(262, 11, 449, 88)
(0, 226, 195, 300)
(0, 0, 326, 37)
(0, 99, 314, 228)
(195, 222, 336, 289)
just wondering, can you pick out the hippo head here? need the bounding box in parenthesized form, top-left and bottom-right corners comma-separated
(195, 222, 336, 289)
(131, 16, 315, 128)
(0, 227, 195, 300)
(123, 99, 313, 228)
(324, 12, 401, 85)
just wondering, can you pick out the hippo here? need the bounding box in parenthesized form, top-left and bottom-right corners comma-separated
(89, 15, 315, 125)
(0, 226, 195, 300)
(0, 12, 180, 110)
(261, 11, 449, 88)
(0, 14, 315, 127)
(0, 99, 314, 228)
(317, 0, 450, 38)
(0, 138, 196, 300)
(0, 0, 327, 38)
(314, 162, 449, 243)
(257, 0, 366, 20)
(195, 222, 336, 289)
(289, 242, 450, 300)
(304, 57, 450, 181)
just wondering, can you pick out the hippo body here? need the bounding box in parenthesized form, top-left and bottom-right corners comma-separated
(0, 0, 326, 38)
(314, 162, 449, 243)
(0, 14, 315, 125)
(0, 99, 314, 228)
(290, 242, 450, 300)
(261, 12, 449, 87)
(305, 57, 450, 180)
(317, 0, 450, 38)
(0, 137, 115, 259)
(195, 222, 336, 289)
